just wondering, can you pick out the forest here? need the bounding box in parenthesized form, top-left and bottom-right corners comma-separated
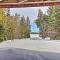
(0, 8, 30, 42)
(0, 6, 60, 42)
(35, 6, 60, 40)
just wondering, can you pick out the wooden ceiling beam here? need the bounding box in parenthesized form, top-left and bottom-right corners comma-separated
(0, 1, 60, 8)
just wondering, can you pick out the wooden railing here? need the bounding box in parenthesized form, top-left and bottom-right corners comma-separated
(0, 1, 60, 8)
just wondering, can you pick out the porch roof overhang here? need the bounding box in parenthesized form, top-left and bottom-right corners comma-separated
(0, 1, 60, 8)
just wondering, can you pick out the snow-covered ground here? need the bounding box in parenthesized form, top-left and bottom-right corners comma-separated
(0, 39, 60, 53)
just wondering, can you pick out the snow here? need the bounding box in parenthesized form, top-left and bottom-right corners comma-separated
(0, 39, 60, 53)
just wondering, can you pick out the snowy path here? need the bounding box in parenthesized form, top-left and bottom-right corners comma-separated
(0, 39, 60, 53)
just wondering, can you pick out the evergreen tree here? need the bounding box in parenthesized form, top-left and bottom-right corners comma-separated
(26, 16, 30, 38)
(35, 9, 46, 38)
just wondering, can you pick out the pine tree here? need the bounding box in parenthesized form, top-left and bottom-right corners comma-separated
(26, 16, 30, 38)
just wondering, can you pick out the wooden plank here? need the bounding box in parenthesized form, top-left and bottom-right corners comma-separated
(0, 1, 60, 8)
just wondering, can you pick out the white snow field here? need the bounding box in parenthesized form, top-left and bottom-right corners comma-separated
(0, 39, 60, 53)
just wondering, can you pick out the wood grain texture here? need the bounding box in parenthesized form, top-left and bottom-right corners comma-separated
(0, 1, 60, 8)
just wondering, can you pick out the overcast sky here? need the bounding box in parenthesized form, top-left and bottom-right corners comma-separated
(10, 6, 48, 32)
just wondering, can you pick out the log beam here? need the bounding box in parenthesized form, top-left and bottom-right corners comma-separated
(0, 1, 60, 8)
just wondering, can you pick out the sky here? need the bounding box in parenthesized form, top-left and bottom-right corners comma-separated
(10, 6, 48, 32)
